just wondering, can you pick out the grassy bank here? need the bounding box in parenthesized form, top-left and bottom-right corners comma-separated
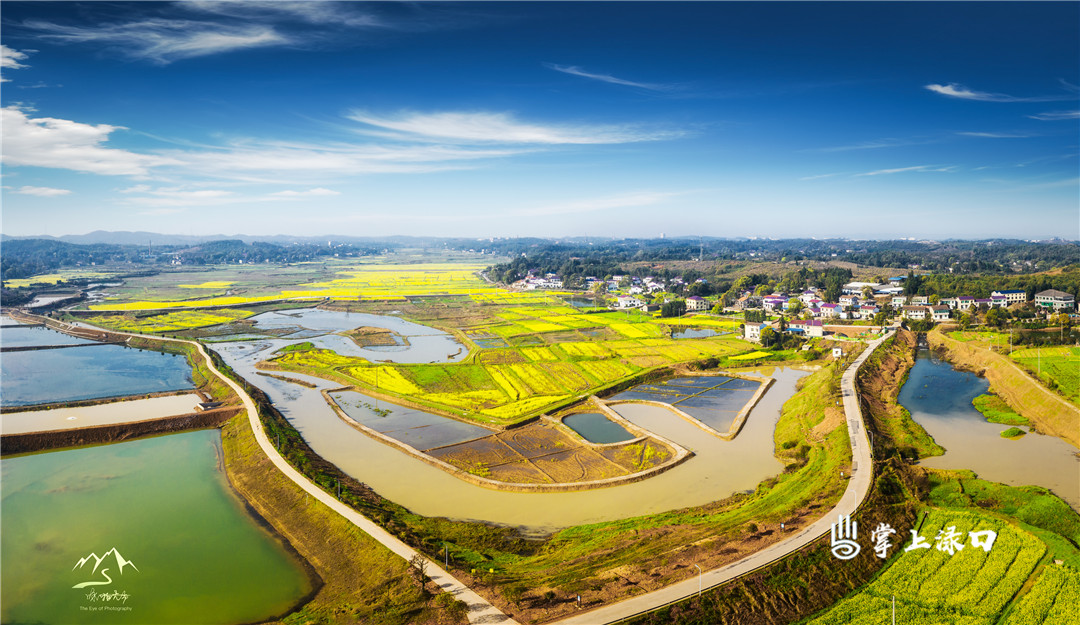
(928, 329, 1079, 447)
(219, 414, 467, 625)
(858, 330, 944, 460)
(972, 393, 1030, 426)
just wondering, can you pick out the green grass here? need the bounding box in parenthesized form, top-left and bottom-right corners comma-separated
(1010, 346, 1080, 403)
(972, 393, 1030, 426)
(1000, 427, 1027, 439)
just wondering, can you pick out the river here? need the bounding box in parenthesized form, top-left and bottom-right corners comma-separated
(899, 346, 1080, 511)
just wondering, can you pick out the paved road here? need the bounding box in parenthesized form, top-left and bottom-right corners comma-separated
(35, 316, 518, 625)
(46, 311, 893, 625)
(548, 331, 893, 625)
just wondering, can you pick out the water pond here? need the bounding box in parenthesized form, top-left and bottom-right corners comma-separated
(218, 308, 468, 364)
(1, 344, 194, 407)
(899, 347, 1080, 511)
(562, 413, 635, 444)
(610, 375, 761, 433)
(1, 323, 100, 348)
(329, 390, 490, 451)
(1, 430, 313, 624)
(670, 327, 727, 339)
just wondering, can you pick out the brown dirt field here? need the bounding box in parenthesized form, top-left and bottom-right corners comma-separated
(429, 421, 677, 486)
(929, 330, 1080, 448)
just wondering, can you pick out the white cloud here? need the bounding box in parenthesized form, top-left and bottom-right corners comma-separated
(1, 45, 31, 82)
(1028, 110, 1080, 121)
(183, 1, 381, 28)
(798, 173, 845, 181)
(347, 110, 680, 144)
(15, 185, 71, 197)
(924, 83, 1073, 103)
(514, 191, 681, 217)
(956, 132, 1031, 139)
(1, 106, 177, 176)
(120, 186, 237, 208)
(268, 188, 341, 197)
(855, 165, 955, 177)
(816, 137, 933, 153)
(544, 63, 672, 91)
(24, 18, 287, 64)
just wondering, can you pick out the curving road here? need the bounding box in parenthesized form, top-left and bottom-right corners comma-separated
(34, 315, 517, 625)
(546, 331, 892, 625)
(42, 311, 891, 625)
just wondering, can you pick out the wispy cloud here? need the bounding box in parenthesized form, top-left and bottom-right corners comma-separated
(544, 63, 673, 91)
(924, 82, 1074, 103)
(798, 173, 845, 181)
(14, 185, 71, 197)
(2, 106, 178, 176)
(182, 1, 381, 28)
(1028, 110, 1080, 121)
(24, 18, 287, 64)
(1, 45, 31, 82)
(347, 110, 681, 144)
(267, 188, 341, 197)
(121, 186, 237, 207)
(514, 191, 682, 217)
(815, 137, 935, 153)
(855, 165, 955, 177)
(956, 132, 1032, 139)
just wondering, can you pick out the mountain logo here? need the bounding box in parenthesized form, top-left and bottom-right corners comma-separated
(71, 548, 139, 589)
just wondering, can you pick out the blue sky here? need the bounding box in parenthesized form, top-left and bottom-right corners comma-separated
(1, 1, 1077, 240)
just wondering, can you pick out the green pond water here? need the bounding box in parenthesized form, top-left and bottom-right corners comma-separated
(1, 430, 313, 624)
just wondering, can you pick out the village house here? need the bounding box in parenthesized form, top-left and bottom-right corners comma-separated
(992, 289, 1027, 305)
(819, 303, 842, 318)
(838, 294, 859, 308)
(788, 319, 825, 337)
(929, 305, 950, 321)
(891, 295, 907, 306)
(744, 323, 766, 342)
(910, 296, 929, 306)
(859, 304, 880, 319)
(615, 295, 645, 309)
(956, 296, 975, 311)
(902, 305, 928, 320)
(686, 295, 709, 312)
(1035, 289, 1076, 311)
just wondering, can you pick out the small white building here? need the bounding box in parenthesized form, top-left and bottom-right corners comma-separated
(910, 296, 929, 306)
(686, 296, 709, 312)
(929, 305, 951, 321)
(992, 289, 1026, 305)
(615, 295, 645, 309)
(744, 323, 766, 342)
(902, 305, 928, 320)
(891, 295, 907, 307)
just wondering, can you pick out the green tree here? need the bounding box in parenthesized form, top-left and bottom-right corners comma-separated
(661, 300, 687, 318)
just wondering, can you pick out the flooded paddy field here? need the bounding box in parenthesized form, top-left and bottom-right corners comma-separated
(610, 375, 762, 434)
(900, 347, 1080, 510)
(1, 430, 313, 624)
(1, 344, 194, 407)
(1, 322, 100, 348)
(563, 412, 635, 444)
(2, 393, 203, 435)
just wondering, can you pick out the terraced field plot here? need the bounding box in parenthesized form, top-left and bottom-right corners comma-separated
(329, 390, 490, 451)
(428, 421, 673, 485)
(610, 375, 762, 433)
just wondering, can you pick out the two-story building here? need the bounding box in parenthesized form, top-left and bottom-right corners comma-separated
(1035, 289, 1076, 311)
(992, 289, 1027, 305)
(686, 296, 709, 312)
(929, 305, 951, 321)
(902, 305, 928, 320)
